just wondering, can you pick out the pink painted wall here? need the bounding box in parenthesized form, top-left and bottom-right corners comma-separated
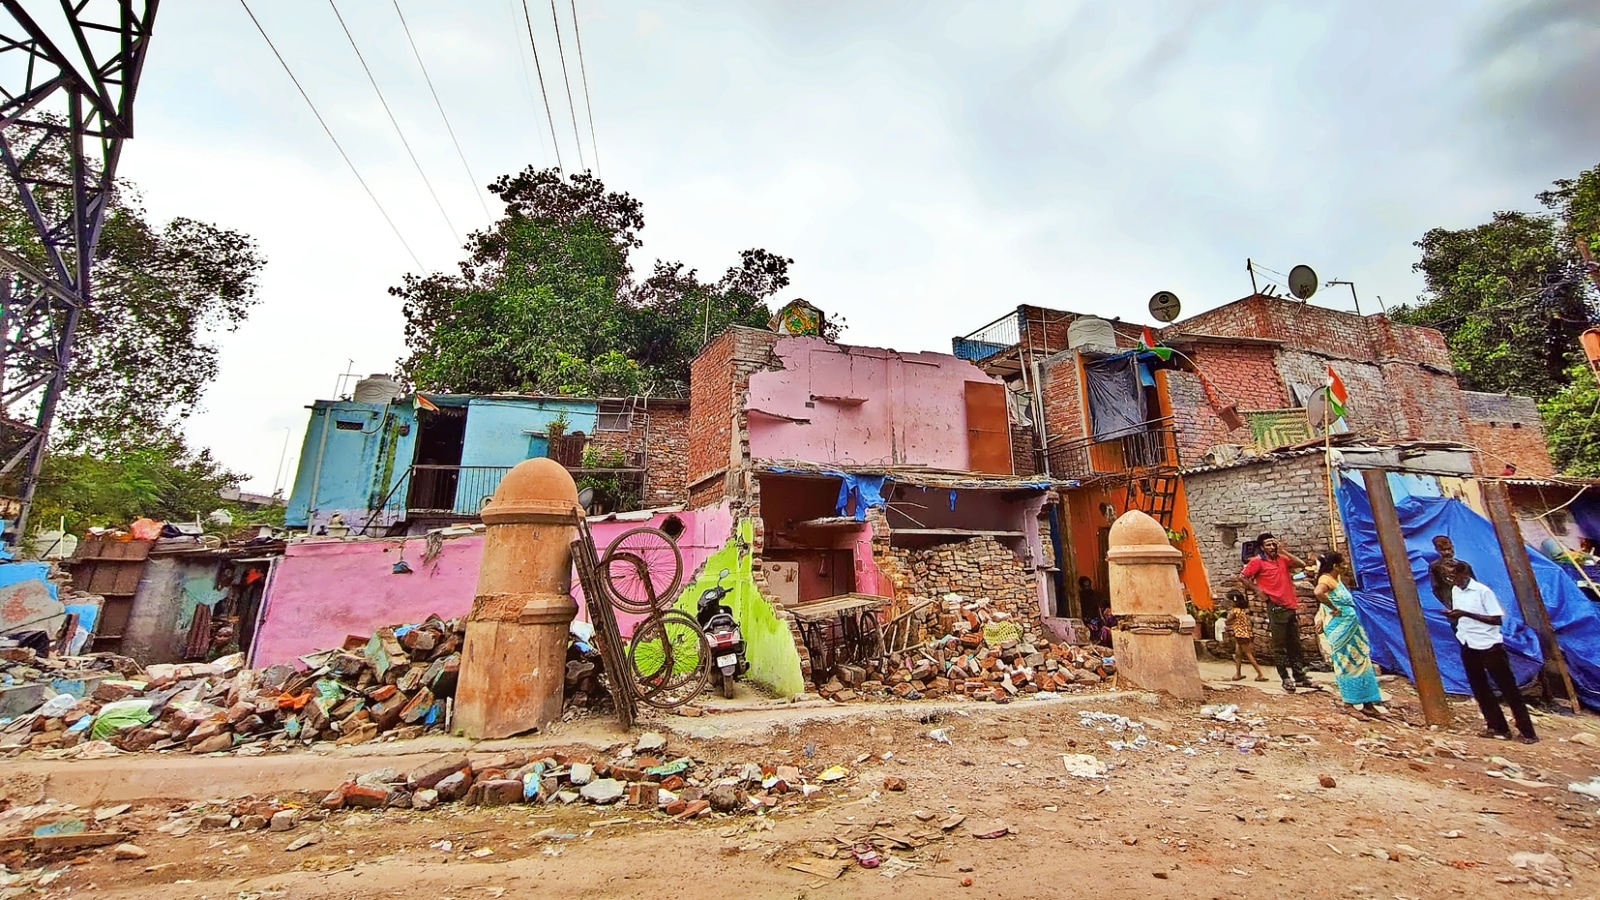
(251, 507, 735, 667)
(251, 534, 483, 667)
(745, 336, 1001, 469)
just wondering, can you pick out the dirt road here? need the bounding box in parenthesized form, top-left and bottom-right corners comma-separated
(7, 679, 1600, 899)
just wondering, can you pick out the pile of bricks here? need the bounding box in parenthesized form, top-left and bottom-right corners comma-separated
(2, 616, 466, 755)
(818, 593, 1116, 703)
(320, 731, 843, 816)
(886, 537, 1040, 634)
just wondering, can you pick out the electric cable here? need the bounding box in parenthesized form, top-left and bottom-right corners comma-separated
(548, 0, 587, 171)
(520, 0, 565, 171)
(569, 0, 601, 177)
(238, 0, 424, 269)
(392, 0, 493, 221)
(328, 0, 460, 244)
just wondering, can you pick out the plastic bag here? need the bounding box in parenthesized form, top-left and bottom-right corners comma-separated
(89, 698, 154, 740)
(129, 518, 162, 541)
(38, 694, 77, 718)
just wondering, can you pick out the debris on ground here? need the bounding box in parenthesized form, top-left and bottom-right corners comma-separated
(815, 593, 1115, 703)
(0, 616, 477, 755)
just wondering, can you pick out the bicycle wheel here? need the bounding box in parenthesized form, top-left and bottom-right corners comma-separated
(601, 527, 684, 614)
(628, 610, 711, 710)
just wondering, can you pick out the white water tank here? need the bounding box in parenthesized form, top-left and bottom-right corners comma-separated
(1067, 316, 1118, 352)
(353, 374, 403, 403)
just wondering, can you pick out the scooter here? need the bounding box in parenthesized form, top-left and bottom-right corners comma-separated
(696, 568, 748, 698)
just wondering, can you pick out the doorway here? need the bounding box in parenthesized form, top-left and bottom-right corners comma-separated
(408, 408, 466, 512)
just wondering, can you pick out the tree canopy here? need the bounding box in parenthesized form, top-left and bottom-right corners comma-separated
(0, 147, 264, 529)
(394, 167, 809, 396)
(1395, 206, 1594, 400)
(1540, 362, 1600, 478)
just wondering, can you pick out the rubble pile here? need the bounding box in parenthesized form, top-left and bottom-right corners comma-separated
(819, 593, 1115, 703)
(318, 731, 840, 818)
(0, 616, 467, 755)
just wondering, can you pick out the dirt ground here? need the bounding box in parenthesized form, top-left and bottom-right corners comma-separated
(6, 674, 1600, 900)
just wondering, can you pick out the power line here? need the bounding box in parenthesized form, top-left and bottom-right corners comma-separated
(237, 0, 424, 270)
(569, 0, 602, 177)
(520, 0, 565, 171)
(502, 0, 553, 168)
(548, 0, 586, 171)
(327, 0, 461, 244)
(392, 0, 493, 221)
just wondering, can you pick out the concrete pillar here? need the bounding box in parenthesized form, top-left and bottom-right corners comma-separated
(1106, 509, 1204, 701)
(454, 458, 580, 739)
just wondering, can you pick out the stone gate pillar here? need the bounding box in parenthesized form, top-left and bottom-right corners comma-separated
(1106, 510, 1204, 701)
(454, 458, 580, 738)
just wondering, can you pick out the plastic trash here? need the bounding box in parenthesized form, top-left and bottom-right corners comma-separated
(1568, 777, 1600, 800)
(89, 698, 153, 740)
(38, 694, 76, 717)
(569, 621, 596, 643)
(1061, 754, 1109, 778)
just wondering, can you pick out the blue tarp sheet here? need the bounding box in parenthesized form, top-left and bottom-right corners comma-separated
(1336, 475, 1600, 710)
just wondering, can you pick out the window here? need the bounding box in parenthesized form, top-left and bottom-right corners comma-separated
(598, 400, 632, 432)
(334, 419, 363, 431)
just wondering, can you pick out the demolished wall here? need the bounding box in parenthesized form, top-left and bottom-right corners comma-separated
(886, 536, 1041, 634)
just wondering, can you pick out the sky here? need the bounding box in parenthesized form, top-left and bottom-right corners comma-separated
(101, 0, 1600, 493)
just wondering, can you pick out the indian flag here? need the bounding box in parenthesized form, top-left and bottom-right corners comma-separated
(1138, 327, 1172, 362)
(414, 393, 440, 413)
(1325, 365, 1348, 421)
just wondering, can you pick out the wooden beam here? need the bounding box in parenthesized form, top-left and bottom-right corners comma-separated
(1480, 480, 1580, 711)
(1361, 468, 1452, 726)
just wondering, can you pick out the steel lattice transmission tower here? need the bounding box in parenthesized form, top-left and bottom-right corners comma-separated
(0, 0, 159, 542)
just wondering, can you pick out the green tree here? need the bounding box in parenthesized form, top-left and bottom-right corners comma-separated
(394, 167, 799, 396)
(0, 150, 265, 454)
(1395, 210, 1593, 399)
(29, 433, 244, 534)
(1538, 162, 1600, 292)
(1539, 363, 1600, 477)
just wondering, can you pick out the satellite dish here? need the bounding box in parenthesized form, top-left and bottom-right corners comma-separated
(1148, 290, 1182, 323)
(1288, 265, 1319, 300)
(577, 487, 596, 513)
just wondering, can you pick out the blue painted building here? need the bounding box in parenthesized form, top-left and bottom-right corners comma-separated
(285, 389, 636, 534)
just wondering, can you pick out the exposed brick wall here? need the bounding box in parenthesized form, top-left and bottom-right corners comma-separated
(686, 326, 779, 508)
(1011, 424, 1037, 476)
(583, 400, 690, 509)
(1381, 364, 1472, 444)
(1276, 350, 1399, 437)
(1181, 452, 1339, 663)
(1169, 343, 1289, 465)
(1039, 353, 1085, 448)
(886, 536, 1041, 636)
(1019, 306, 1079, 356)
(688, 331, 736, 491)
(1463, 391, 1556, 476)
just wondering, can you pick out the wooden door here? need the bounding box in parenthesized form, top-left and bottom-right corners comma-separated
(964, 381, 1013, 475)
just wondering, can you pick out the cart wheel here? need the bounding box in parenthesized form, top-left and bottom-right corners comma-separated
(628, 610, 710, 709)
(857, 610, 884, 663)
(601, 527, 684, 613)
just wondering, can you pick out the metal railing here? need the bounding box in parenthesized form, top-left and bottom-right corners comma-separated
(952, 308, 1022, 362)
(362, 465, 513, 533)
(1045, 418, 1178, 480)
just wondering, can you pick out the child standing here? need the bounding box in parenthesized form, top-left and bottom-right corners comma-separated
(1226, 591, 1267, 682)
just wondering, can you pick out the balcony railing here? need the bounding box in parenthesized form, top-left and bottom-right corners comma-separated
(360, 453, 649, 534)
(953, 308, 1022, 362)
(1045, 418, 1178, 481)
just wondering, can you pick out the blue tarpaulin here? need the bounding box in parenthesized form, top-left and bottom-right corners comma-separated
(1336, 475, 1600, 710)
(835, 474, 889, 521)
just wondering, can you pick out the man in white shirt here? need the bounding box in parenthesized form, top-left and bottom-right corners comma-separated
(1446, 561, 1538, 744)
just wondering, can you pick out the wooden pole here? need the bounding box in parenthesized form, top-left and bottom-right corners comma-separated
(1361, 468, 1452, 726)
(1324, 394, 1337, 550)
(1481, 480, 1580, 712)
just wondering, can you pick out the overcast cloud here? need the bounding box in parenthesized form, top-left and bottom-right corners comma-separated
(108, 1, 1599, 492)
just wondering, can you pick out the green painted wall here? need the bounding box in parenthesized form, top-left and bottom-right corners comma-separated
(674, 519, 805, 698)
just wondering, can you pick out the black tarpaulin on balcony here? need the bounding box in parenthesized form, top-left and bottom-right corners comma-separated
(1085, 355, 1146, 439)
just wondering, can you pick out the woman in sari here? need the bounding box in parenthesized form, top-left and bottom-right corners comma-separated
(1314, 552, 1384, 715)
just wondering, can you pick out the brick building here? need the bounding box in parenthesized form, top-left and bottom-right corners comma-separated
(686, 325, 1071, 689)
(955, 293, 1558, 632)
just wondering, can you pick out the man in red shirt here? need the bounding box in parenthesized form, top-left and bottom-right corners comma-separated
(1240, 532, 1312, 693)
